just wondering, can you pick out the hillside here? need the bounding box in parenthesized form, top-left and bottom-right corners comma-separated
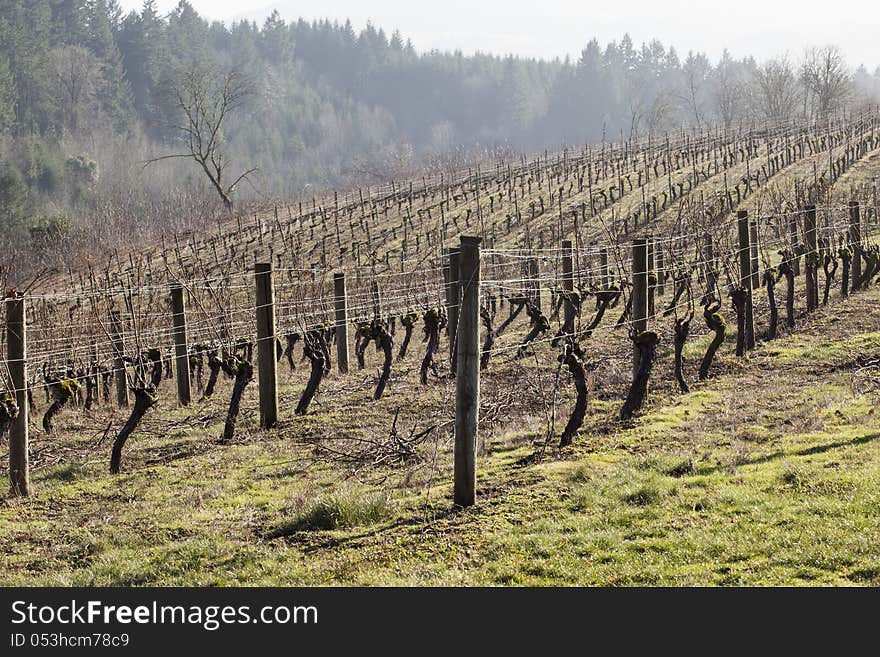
(2, 105, 880, 585)
(1, 269, 878, 585)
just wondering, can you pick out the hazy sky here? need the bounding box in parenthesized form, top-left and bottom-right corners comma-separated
(119, 0, 880, 69)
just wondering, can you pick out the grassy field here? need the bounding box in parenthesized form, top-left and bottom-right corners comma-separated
(2, 278, 879, 586)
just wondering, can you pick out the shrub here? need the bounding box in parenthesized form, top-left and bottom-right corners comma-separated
(29, 212, 72, 244)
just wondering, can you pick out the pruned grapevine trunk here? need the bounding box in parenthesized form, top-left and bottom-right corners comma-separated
(495, 295, 527, 336)
(190, 344, 206, 393)
(284, 332, 301, 371)
(480, 307, 495, 371)
(306, 327, 332, 375)
(220, 356, 253, 441)
(42, 376, 79, 433)
(397, 312, 418, 361)
(777, 259, 795, 329)
(822, 254, 837, 306)
(355, 322, 372, 369)
(763, 269, 778, 340)
(673, 316, 691, 393)
(420, 308, 442, 384)
(699, 301, 726, 380)
(110, 349, 162, 474)
(615, 293, 633, 328)
(663, 274, 690, 317)
(583, 286, 620, 338)
(203, 351, 222, 399)
(101, 368, 112, 402)
(840, 247, 851, 298)
(373, 323, 394, 400)
(620, 331, 660, 420)
(110, 387, 157, 473)
(730, 287, 748, 357)
(296, 336, 325, 415)
(856, 245, 879, 290)
(559, 343, 588, 447)
(551, 289, 580, 347)
(84, 364, 98, 411)
(516, 304, 550, 357)
(0, 392, 19, 441)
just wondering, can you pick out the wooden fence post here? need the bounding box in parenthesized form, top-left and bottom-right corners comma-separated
(527, 255, 543, 312)
(109, 310, 128, 408)
(646, 235, 656, 317)
(454, 236, 481, 508)
(333, 271, 350, 374)
(872, 177, 878, 228)
(6, 294, 29, 496)
(749, 219, 760, 289)
(600, 247, 609, 288)
(656, 242, 666, 298)
(804, 205, 820, 310)
(170, 283, 191, 406)
(562, 239, 574, 338)
(446, 247, 460, 371)
(737, 210, 756, 351)
(849, 201, 862, 288)
(631, 238, 648, 376)
(790, 214, 800, 276)
(371, 280, 382, 320)
(255, 262, 278, 429)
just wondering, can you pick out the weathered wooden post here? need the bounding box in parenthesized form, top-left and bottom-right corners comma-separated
(255, 262, 278, 429)
(333, 271, 350, 374)
(804, 205, 819, 310)
(749, 219, 760, 289)
(454, 236, 481, 508)
(872, 177, 878, 228)
(872, 177, 878, 229)
(562, 239, 575, 339)
(446, 247, 460, 370)
(109, 310, 129, 408)
(656, 243, 666, 298)
(646, 235, 655, 317)
(371, 279, 381, 320)
(789, 213, 800, 276)
(600, 247, 609, 288)
(631, 238, 648, 376)
(737, 210, 756, 350)
(849, 201, 862, 288)
(170, 283, 191, 406)
(6, 294, 29, 496)
(527, 255, 543, 312)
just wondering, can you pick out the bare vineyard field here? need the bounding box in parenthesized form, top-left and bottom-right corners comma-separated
(2, 110, 880, 585)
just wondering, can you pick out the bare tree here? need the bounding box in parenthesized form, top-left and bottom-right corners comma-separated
(49, 45, 104, 134)
(713, 50, 744, 130)
(677, 51, 711, 129)
(801, 46, 851, 119)
(752, 56, 801, 122)
(646, 90, 674, 135)
(148, 65, 258, 211)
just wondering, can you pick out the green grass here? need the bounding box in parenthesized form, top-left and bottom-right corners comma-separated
(2, 287, 880, 586)
(269, 490, 393, 534)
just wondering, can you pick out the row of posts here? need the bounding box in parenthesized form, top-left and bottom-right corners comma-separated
(629, 202, 867, 369)
(3, 236, 483, 507)
(4, 197, 868, 498)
